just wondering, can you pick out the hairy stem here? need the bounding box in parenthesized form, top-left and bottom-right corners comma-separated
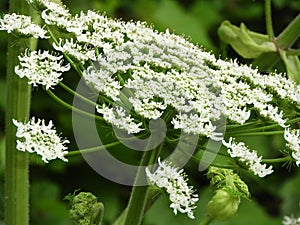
(5, 1, 35, 225)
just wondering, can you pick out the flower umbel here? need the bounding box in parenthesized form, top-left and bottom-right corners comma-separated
(284, 128, 300, 166)
(0, 13, 48, 38)
(14, 49, 70, 89)
(13, 117, 69, 163)
(222, 137, 273, 177)
(145, 158, 198, 219)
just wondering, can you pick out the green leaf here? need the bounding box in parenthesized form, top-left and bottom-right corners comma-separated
(279, 49, 300, 84)
(218, 21, 276, 58)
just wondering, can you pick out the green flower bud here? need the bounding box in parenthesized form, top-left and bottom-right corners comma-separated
(65, 191, 104, 225)
(207, 166, 250, 199)
(207, 189, 240, 221)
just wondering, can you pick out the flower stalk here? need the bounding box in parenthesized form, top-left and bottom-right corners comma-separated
(5, 1, 33, 225)
(122, 151, 152, 225)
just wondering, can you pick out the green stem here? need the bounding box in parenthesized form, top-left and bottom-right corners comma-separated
(68, 133, 149, 156)
(122, 139, 163, 225)
(262, 156, 290, 164)
(46, 90, 105, 122)
(122, 151, 152, 225)
(230, 130, 283, 137)
(5, 2, 35, 225)
(59, 82, 97, 107)
(265, 0, 274, 40)
(226, 121, 260, 129)
(67, 141, 122, 156)
(252, 14, 300, 69)
(46, 26, 83, 76)
(277, 14, 300, 49)
(227, 123, 281, 135)
(287, 117, 300, 124)
(286, 48, 300, 56)
(199, 216, 213, 225)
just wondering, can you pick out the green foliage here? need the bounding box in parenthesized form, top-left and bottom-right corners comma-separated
(218, 21, 276, 58)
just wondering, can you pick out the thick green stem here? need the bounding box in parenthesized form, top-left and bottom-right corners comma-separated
(122, 136, 163, 225)
(5, 2, 34, 225)
(122, 151, 152, 225)
(253, 14, 300, 69)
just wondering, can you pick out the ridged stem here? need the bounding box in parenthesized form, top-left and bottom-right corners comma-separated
(5, 1, 39, 225)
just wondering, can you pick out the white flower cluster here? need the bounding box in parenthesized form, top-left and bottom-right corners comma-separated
(0, 13, 48, 38)
(216, 59, 292, 127)
(96, 105, 143, 134)
(13, 117, 69, 163)
(39, 0, 71, 28)
(15, 49, 70, 89)
(53, 38, 96, 63)
(2, 1, 299, 177)
(46, 9, 298, 139)
(145, 158, 199, 219)
(222, 137, 273, 177)
(284, 128, 300, 166)
(283, 215, 300, 225)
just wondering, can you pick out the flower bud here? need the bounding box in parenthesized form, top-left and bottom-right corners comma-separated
(207, 189, 240, 221)
(65, 191, 104, 225)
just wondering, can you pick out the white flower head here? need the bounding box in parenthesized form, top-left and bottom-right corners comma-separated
(222, 137, 273, 177)
(14, 49, 70, 89)
(284, 128, 300, 166)
(39, 0, 71, 28)
(146, 157, 198, 219)
(13, 117, 69, 163)
(96, 105, 143, 134)
(283, 215, 300, 225)
(0, 13, 48, 38)
(53, 38, 96, 63)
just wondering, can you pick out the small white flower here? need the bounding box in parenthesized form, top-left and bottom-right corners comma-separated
(13, 117, 69, 163)
(96, 105, 143, 134)
(222, 137, 273, 177)
(83, 66, 122, 101)
(146, 157, 198, 219)
(284, 128, 300, 166)
(0, 13, 48, 38)
(53, 38, 96, 63)
(282, 215, 300, 225)
(14, 49, 70, 89)
(40, 0, 71, 28)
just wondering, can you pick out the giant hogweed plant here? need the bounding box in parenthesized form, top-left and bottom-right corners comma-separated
(2, 0, 300, 224)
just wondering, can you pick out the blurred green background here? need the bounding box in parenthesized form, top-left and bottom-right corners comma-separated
(1, 0, 300, 224)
